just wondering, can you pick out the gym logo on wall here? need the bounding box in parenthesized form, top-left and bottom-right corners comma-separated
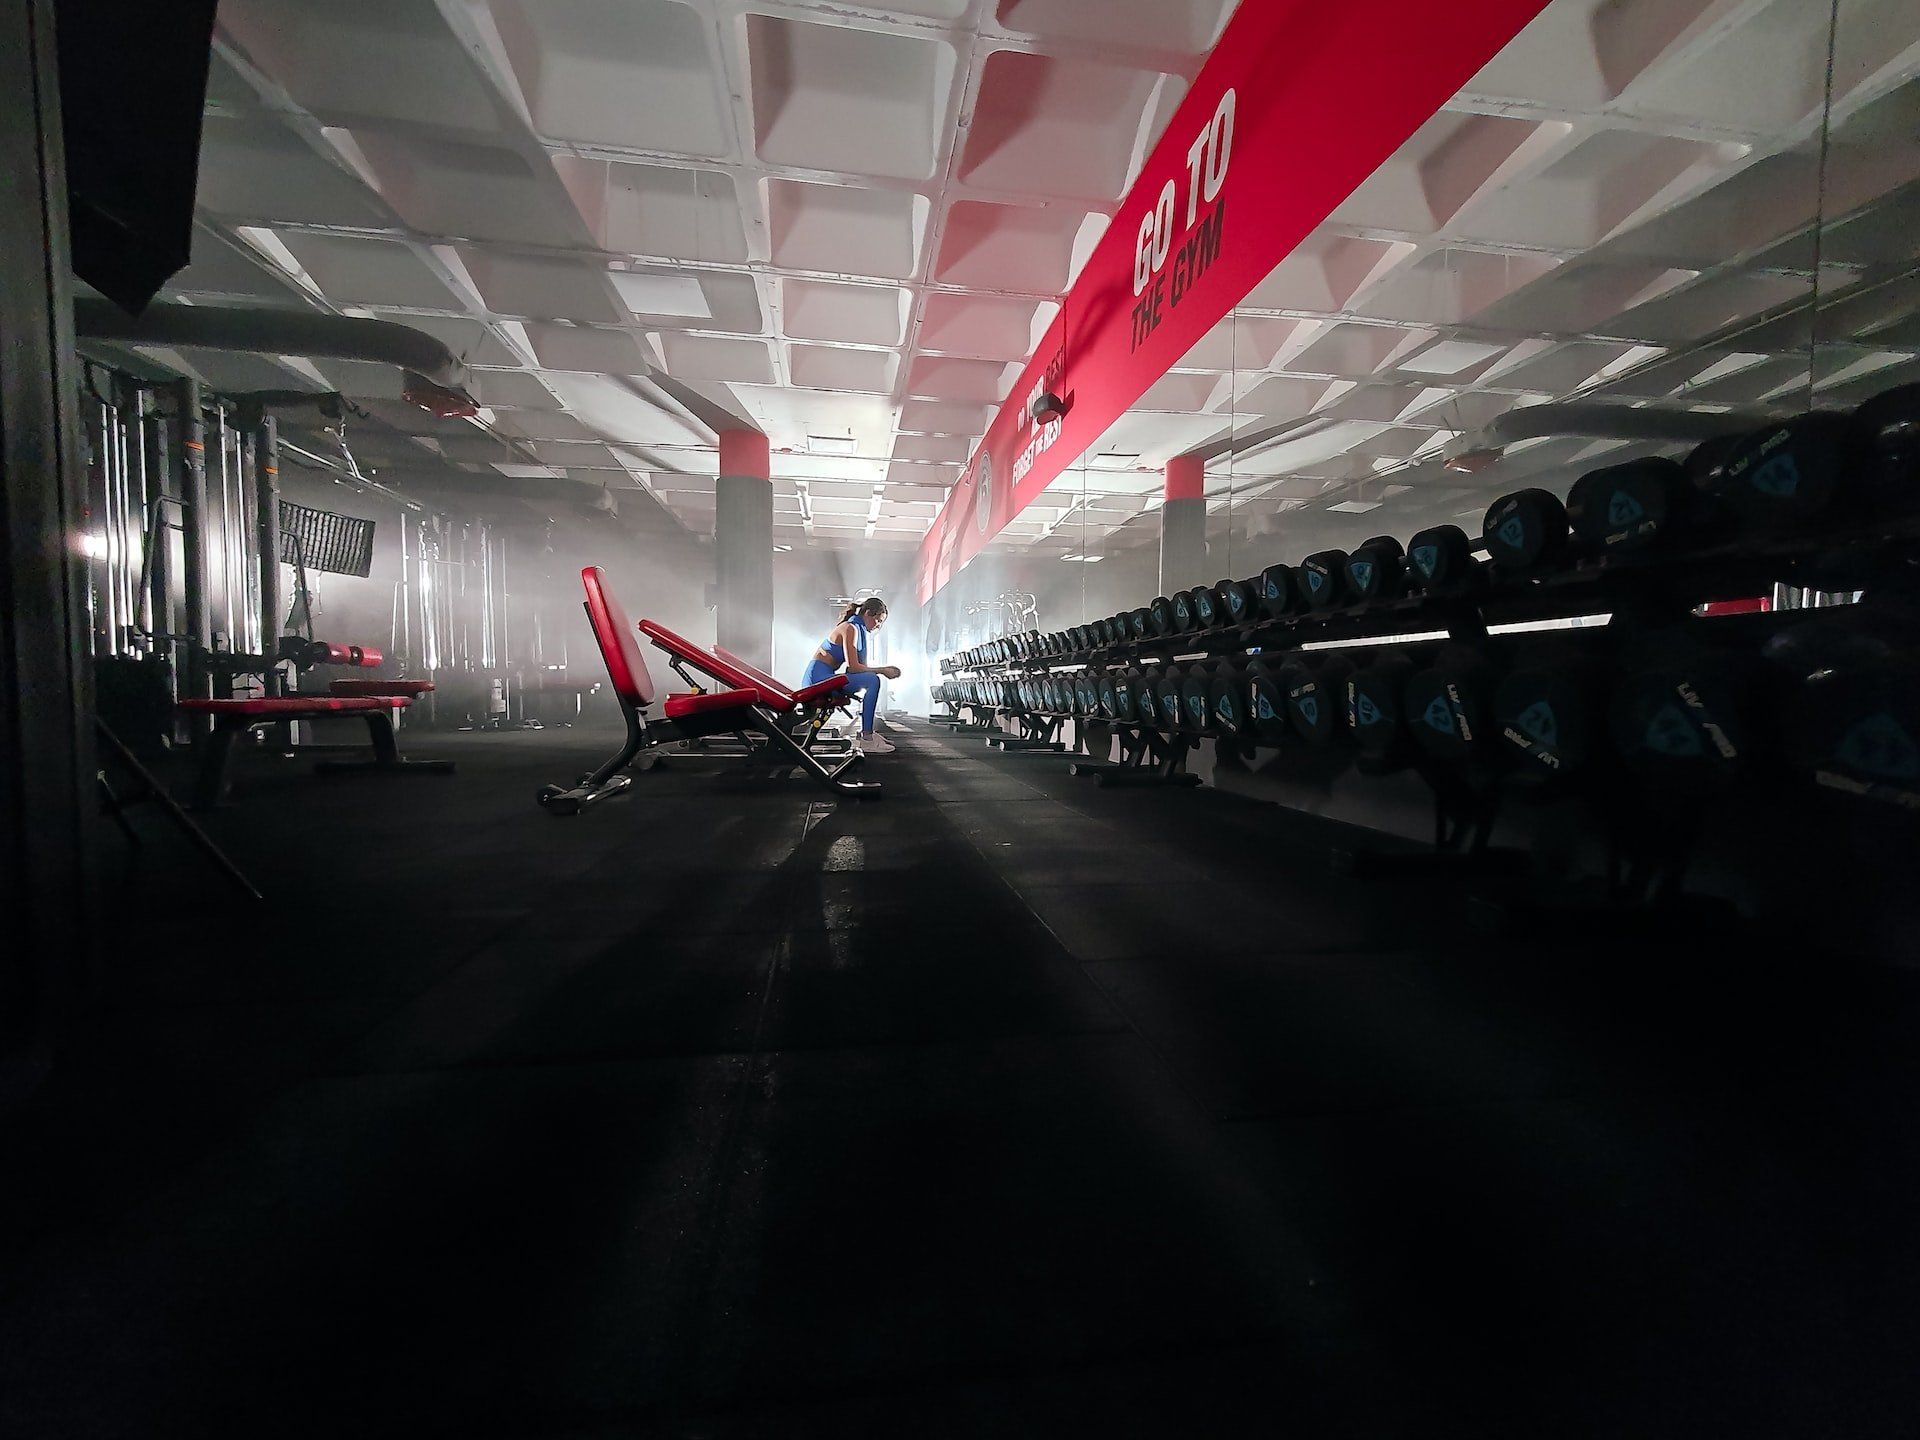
(973, 453, 995, 535)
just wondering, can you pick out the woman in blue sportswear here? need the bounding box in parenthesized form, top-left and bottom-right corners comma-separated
(803, 597, 900, 754)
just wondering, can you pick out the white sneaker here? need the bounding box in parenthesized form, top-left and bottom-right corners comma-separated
(857, 730, 897, 755)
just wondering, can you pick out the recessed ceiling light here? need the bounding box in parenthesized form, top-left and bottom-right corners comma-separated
(1326, 499, 1382, 513)
(773, 544, 793, 553)
(608, 270, 712, 319)
(806, 434, 858, 456)
(1400, 341, 1505, 376)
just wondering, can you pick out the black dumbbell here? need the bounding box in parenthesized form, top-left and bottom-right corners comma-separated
(1492, 641, 1609, 785)
(1566, 457, 1690, 554)
(1765, 617, 1917, 803)
(1855, 383, 1920, 516)
(1347, 652, 1417, 761)
(1218, 577, 1260, 626)
(1180, 661, 1220, 733)
(1298, 550, 1349, 610)
(1708, 412, 1865, 531)
(1171, 591, 1198, 633)
(1155, 665, 1187, 732)
(1209, 659, 1251, 737)
(1081, 671, 1105, 716)
(1133, 667, 1166, 730)
(1128, 608, 1152, 641)
(1796, 663, 1920, 805)
(1403, 642, 1500, 765)
(1189, 586, 1222, 630)
(1483, 488, 1570, 575)
(1246, 656, 1293, 744)
(1405, 524, 1479, 595)
(1344, 536, 1408, 604)
(1096, 672, 1122, 720)
(1111, 669, 1140, 725)
(1258, 563, 1298, 618)
(1148, 597, 1176, 636)
(1207, 581, 1238, 628)
(1277, 652, 1355, 745)
(1609, 630, 1758, 795)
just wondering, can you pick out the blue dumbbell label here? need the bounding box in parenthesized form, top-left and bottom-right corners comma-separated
(1839, 712, 1920, 781)
(1608, 491, 1646, 528)
(1350, 561, 1374, 591)
(1295, 693, 1320, 727)
(1305, 569, 1325, 592)
(1749, 453, 1801, 498)
(1497, 515, 1527, 550)
(1354, 693, 1382, 727)
(1645, 703, 1704, 757)
(1516, 701, 1558, 748)
(1423, 695, 1455, 735)
(1411, 545, 1438, 578)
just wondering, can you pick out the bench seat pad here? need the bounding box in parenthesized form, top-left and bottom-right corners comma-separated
(663, 688, 761, 721)
(329, 680, 436, 698)
(791, 677, 850, 705)
(178, 696, 410, 717)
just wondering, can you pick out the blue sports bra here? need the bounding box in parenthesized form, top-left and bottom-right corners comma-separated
(818, 615, 868, 667)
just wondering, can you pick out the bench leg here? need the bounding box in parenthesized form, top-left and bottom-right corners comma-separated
(192, 721, 245, 810)
(312, 712, 457, 778)
(539, 705, 651, 815)
(752, 714, 882, 799)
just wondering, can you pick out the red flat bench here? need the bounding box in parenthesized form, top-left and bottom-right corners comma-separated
(179, 695, 455, 808)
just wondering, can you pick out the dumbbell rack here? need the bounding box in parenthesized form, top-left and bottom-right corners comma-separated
(939, 506, 1920, 899)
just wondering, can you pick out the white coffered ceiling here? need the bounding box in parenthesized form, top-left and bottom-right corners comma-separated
(133, 0, 1920, 558)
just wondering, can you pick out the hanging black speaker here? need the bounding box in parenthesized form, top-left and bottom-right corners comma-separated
(56, 0, 221, 312)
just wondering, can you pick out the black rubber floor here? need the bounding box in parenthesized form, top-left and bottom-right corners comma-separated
(4, 722, 1920, 1436)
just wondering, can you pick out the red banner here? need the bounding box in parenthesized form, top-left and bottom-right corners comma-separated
(915, 0, 1551, 603)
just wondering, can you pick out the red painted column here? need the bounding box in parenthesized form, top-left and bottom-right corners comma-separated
(715, 429, 773, 670)
(1161, 454, 1208, 596)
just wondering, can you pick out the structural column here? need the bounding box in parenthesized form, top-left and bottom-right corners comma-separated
(0, 0, 95, 1106)
(714, 429, 773, 672)
(1159, 453, 1208, 596)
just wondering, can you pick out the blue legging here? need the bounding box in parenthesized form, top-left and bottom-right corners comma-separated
(805, 664, 881, 732)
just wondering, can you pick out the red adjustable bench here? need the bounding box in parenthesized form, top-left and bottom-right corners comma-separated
(713, 642, 857, 731)
(537, 567, 882, 815)
(178, 695, 456, 808)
